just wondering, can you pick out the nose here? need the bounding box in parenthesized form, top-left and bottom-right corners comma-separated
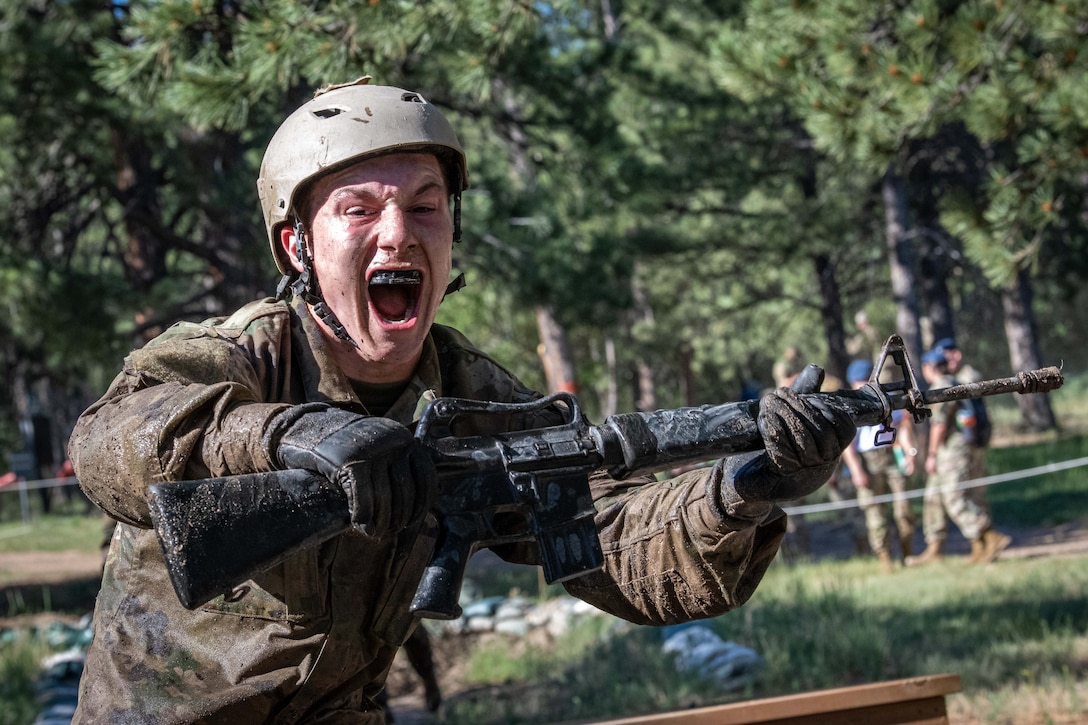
(375, 206, 415, 253)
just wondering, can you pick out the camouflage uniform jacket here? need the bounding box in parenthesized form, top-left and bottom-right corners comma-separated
(69, 296, 786, 724)
(930, 372, 971, 460)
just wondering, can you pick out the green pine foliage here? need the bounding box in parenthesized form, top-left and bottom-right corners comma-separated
(713, 0, 1088, 291)
(2, 0, 1086, 442)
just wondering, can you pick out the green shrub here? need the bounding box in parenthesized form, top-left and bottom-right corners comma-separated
(0, 632, 56, 725)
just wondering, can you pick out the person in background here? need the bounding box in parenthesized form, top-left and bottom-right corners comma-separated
(932, 337, 981, 383)
(767, 349, 847, 563)
(769, 347, 812, 560)
(67, 79, 855, 723)
(839, 359, 918, 572)
(846, 310, 883, 362)
(0, 470, 20, 519)
(826, 455, 870, 560)
(374, 625, 442, 720)
(907, 348, 1010, 567)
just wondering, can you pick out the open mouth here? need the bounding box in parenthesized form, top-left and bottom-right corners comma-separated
(369, 270, 422, 325)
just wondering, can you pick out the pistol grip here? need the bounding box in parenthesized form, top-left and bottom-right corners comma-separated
(410, 516, 475, 620)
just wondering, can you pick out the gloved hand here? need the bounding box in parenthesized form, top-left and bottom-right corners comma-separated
(268, 405, 437, 538)
(730, 364, 856, 504)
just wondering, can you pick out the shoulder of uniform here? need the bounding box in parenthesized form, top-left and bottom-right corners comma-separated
(144, 297, 289, 347)
(430, 323, 485, 357)
(430, 324, 541, 402)
(218, 297, 291, 329)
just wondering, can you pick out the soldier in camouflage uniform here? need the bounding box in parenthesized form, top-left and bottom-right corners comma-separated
(907, 347, 1010, 568)
(839, 359, 918, 572)
(68, 79, 855, 724)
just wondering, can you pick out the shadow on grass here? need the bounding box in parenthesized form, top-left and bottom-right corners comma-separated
(1, 577, 99, 618)
(443, 565, 1088, 724)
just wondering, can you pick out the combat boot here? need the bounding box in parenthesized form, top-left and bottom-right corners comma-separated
(974, 527, 1012, 565)
(968, 538, 985, 564)
(905, 540, 944, 567)
(899, 533, 914, 562)
(877, 550, 895, 574)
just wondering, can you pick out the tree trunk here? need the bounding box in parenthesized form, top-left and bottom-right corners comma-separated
(814, 252, 848, 385)
(630, 270, 656, 411)
(634, 361, 656, 412)
(1001, 268, 1057, 431)
(680, 344, 697, 406)
(493, 79, 580, 399)
(111, 129, 166, 294)
(793, 126, 849, 385)
(535, 304, 577, 394)
(881, 167, 924, 364)
(602, 337, 618, 418)
(916, 229, 956, 346)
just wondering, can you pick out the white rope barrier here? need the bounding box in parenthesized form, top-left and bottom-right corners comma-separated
(0, 477, 87, 524)
(782, 455, 1088, 516)
(3, 457, 1088, 521)
(0, 476, 74, 492)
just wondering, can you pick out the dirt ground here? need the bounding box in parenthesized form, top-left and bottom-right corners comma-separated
(3, 517, 1088, 724)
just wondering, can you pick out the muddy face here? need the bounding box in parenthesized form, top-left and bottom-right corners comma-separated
(287, 154, 454, 383)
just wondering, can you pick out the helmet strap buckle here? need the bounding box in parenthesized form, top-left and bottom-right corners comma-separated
(280, 219, 360, 350)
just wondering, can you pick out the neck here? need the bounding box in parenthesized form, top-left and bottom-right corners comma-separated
(349, 378, 407, 417)
(330, 341, 419, 386)
(307, 304, 420, 385)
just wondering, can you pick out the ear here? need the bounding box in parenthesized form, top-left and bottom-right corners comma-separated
(280, 225, 305, 273)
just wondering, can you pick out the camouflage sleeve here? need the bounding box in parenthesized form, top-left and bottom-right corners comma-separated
(562, 462, 786, 626)
(68, 329, 291, 528)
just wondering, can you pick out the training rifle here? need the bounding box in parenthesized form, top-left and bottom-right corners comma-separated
(147, 335, 1063, 619)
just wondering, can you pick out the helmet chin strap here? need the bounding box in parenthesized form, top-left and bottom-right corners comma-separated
(443, 190, 467, 298)
(452, 191, 462, 244)
(277, 219, 360, 350)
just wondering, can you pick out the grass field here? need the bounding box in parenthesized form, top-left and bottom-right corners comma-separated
(443, 555, 1088, 724)
(439, 419, 1088, 723)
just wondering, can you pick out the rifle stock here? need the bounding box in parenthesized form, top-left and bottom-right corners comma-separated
(148, 470, 349, 609)
(147, 335, 1064, 617)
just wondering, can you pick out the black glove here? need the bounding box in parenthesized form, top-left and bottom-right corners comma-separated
(269, 405, 437, 538)
(729, 364, 856, 504)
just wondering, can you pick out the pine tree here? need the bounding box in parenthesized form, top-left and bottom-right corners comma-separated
(713, 0, 1079, 430)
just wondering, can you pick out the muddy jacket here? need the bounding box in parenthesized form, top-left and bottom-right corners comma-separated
(69, 297, 786, 724)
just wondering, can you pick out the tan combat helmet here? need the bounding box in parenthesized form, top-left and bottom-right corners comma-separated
(257, 78, 469, 346)
(257, 77, 469, 273)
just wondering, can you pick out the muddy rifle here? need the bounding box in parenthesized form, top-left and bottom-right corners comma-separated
(147, 335, 1063, 619)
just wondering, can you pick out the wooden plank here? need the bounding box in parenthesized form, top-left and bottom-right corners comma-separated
(577, 674, 962, 725)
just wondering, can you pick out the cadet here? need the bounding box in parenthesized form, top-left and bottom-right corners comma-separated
(69, 79, 855, 724)
(839, 358, 918, 572)
(908, 347, 1010, 567)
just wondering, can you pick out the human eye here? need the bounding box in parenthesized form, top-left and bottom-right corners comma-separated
(343, 203, 375, 218)
(411, 193, 449, 216)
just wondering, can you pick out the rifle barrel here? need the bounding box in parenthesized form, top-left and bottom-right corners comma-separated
(921, 366, 1064, 406)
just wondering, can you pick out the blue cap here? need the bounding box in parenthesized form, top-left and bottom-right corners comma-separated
(933, 337, 957, 352)
(922, 349, 946, 366)
(846, 359, 874, 384)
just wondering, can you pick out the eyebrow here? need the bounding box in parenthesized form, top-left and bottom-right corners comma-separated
(410, 181, 446, 198)
(330, 180, 447, 204)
